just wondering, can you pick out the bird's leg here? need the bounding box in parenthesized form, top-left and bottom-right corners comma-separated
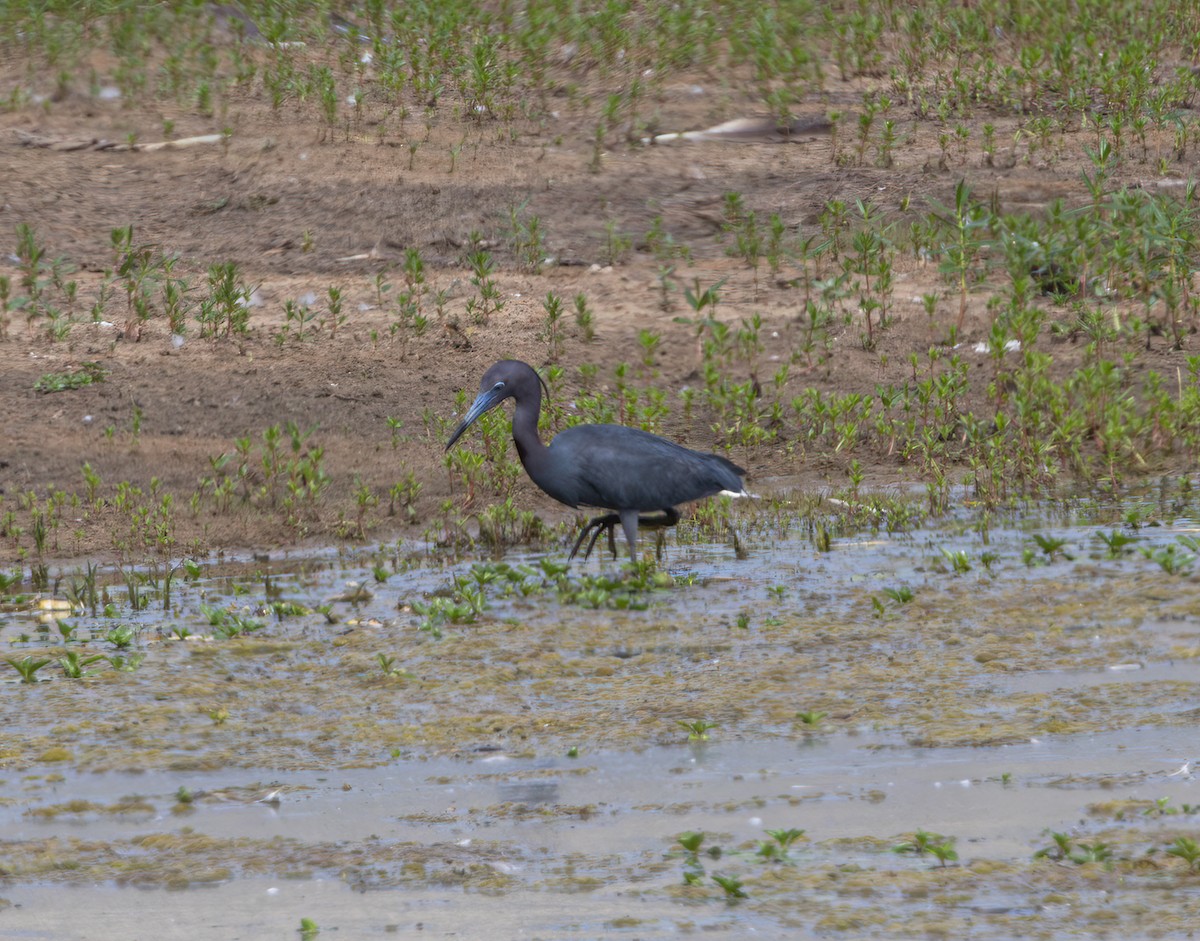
(619, 509, 640, 561)
(569, 513, 620, 560)
(583, 518, 618, 560)
(570, 508, 682, 562)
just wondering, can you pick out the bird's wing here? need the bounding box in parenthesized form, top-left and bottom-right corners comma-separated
(551, 425, 743, 511)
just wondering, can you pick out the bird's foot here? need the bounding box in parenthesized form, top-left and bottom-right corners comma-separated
(569, 514, 620, 561)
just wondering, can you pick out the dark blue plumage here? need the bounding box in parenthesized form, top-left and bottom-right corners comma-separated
(446, 360, 747, 560)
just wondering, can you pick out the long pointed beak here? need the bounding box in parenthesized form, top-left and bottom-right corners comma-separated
(445, 387, 507, 451)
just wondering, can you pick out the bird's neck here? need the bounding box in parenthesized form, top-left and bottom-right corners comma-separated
(512, 397, 548, 470)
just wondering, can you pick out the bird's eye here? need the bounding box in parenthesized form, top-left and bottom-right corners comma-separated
(493, 381, 505, 392)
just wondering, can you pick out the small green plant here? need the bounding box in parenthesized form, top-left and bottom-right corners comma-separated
(795, 710, 827, 727)
(1031, 533, 1069, 559)
(35, 362, 107, 393)
(940, 548, 971, 574)
(375, 653, 411, 678)
(1069, 841, 1113, 865)
(299, 917, 319, 939)
(757, 827, 805, 862)
(678, 719, 718, 741)
(1166, 836, 1200, 871)
(1142, 544, 1195, 575)
(106, 653, 145, 672)
(6, 655, 52, 683)
(59, 651, 106, 679)
(711, 873, 747, 900)
(105, 625, 136, 649)
(894, 829, 958, 866)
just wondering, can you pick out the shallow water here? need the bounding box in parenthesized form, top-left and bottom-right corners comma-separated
(3, 493, 1200, 938)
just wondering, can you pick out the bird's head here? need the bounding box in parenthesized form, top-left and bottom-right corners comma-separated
(445, 360, 548, 451)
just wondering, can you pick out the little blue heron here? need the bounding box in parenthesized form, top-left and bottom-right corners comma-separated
(445, 360, 748, 560)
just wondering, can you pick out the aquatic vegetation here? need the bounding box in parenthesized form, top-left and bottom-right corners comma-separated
(894, 829, 959, 867)
(58, 651, 106, 679)
(5, 655, 52, 683)
(678, 719, 718, 742)
(757, 828, 806, 862)
(711, 873, 748, 900)
(1166, 837, 1200, 871)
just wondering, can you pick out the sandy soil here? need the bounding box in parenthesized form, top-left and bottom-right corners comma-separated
(1, 27, 1196, 569)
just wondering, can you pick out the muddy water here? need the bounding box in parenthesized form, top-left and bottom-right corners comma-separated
(2, 496, 1200, 938)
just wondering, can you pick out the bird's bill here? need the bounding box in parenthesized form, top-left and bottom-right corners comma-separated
(444, 386, 506, 451)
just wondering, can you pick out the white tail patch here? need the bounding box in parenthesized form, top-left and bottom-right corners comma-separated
(720, 489, 758, 499)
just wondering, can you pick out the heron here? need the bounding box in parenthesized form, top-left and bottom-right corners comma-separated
(445, 359, 748, 560)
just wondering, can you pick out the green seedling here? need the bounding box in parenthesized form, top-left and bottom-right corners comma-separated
(54, 619, 79, 643)
(1034, 832, 1073, 861)
(1141, 544, 1195, 575)
(757, 827, 805, 861)
(928, 841, 959, 867)
(875, 585, 914, 615)
(106, 653, 145, 672)
(677, 831, 705, 857)
(105, 625, 136, 649)
(711, 873, 747, 900)
(796, 710, 827, 727)
(1069, 841, 1113, 865)
(214, 615, 262, 639)
(1031, 533, 1069, 558)
(566, 746, 579, 758)
(1099, 528, 1132, 559)
(894, 828, 957, 866)
(6, 655, 53, 683)
(299, 918, 319, 940)
(35, 362, 107, 393)
(270, 602, 308, 618)
(1166, 836, 1200, 870)
(678, 719, 718, 741)
(59, 651, 106, 679)
(376, 653, 409, 677)
(941, 548, 972, 574)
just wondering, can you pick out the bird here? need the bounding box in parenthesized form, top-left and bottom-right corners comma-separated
(445, 360, 748, 561)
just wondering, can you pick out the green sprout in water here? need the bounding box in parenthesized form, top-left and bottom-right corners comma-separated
(1166, 836, 1200, 871)
(6, 656, 52, 683)
(940, 548, 972, 574)
(1096, 529, 1138, 557)
(711, 873, 748, 900)
(796, 710, 827, 728)
(59, 651, 106, 679)
(376, 653, 411, 679)
(1142, 543, 1195, 575)
(757, 827, 806, 862)
(895, 828, 958, 866)
(678, 719, 718, 741)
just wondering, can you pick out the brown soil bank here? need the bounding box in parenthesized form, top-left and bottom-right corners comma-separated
(2, 4, 1199, 572)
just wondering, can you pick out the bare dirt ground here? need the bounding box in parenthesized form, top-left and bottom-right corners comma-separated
(1, 32, 1196, 568)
